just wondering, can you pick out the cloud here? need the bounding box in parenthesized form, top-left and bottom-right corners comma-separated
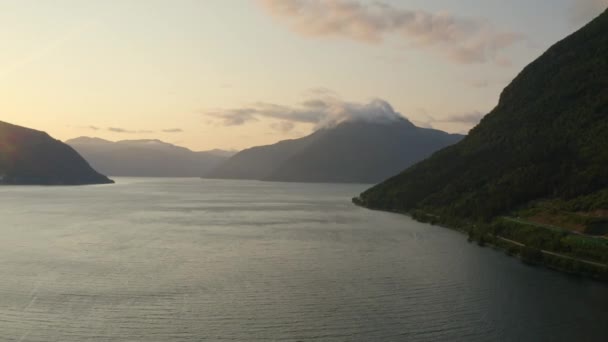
(257, 0, 525, 65)
(108, 127, 135, 133)
(270, 121, 296, 133)
(413, 109, 486, 130)
(107, 127, 154, 134)
(304, 87, 339, 97)
(208, 108, 260, 126)
(87, 125, 100, 130)
(205, 94, 405, 129)
(442, 111, 486, 125)
(162, 128, 184, 133)
(570, 0, 608, 24)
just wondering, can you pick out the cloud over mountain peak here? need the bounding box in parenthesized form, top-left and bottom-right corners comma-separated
(205, 95, 406, 132)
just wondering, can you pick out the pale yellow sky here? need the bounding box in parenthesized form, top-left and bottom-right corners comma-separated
(0, 0, 599, 150)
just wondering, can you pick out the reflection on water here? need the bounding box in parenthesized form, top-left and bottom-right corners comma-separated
(0, 178, 607, 341)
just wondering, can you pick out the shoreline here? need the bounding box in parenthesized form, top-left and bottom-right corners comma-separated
(353, 197, 608, 282)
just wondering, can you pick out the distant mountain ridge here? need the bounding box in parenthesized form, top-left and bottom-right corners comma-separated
(207, 118, 463, 184)
(67, 137, 235, 177)
(0, 121, 113, 185)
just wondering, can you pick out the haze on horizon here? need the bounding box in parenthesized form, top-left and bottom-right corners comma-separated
(1, 0, 606, 151)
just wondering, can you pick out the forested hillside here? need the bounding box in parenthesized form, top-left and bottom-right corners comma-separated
(358, 9, 608, 222)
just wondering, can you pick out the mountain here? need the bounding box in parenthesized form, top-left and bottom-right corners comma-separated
(205, 130, 321, 181)
(357, 9, 608, 224)
(207, 118, 463, 184)
(67, 137, 234, 177)
(205, 149, 239, 158)
(0, 121, 113, 185)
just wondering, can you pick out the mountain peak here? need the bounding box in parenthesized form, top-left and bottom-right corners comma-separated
(207, 119, 462, 183)
(66, 136, 113, 145)
(335, 115, 414, 128)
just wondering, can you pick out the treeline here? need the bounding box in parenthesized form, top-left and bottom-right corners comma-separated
(470, 218, 608, 280)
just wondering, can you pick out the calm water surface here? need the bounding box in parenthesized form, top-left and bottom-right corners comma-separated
(0, 178, 607, 341)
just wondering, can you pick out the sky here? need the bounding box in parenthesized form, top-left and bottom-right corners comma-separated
(0, 0, 606, 151)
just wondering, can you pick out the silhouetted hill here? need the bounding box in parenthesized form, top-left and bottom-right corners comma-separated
(0, 121, 113, 185)
(358, 8, 608, 221)
(207, 118, 463, 184)
(205, 131, 322, 180)
(67, 137, 233, 177)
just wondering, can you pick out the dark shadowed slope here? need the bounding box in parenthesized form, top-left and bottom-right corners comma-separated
(207, 118, 463, 184)
(268, 119, 463, 183)
(205, 130, 325, 180)
(358, 8, 608, 220)
(67, 137, 233, 177)
(0, 121, 113, 185)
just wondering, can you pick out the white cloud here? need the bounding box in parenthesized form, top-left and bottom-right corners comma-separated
(205, 93, 405, 129)
(257, 0, 525, 66)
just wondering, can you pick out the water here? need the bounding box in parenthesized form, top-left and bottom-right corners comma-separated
(0, 178, 607, 341)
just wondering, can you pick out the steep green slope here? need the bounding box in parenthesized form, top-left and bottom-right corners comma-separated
(358, 9, 608, 221)
(0, 121, 113, 185)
